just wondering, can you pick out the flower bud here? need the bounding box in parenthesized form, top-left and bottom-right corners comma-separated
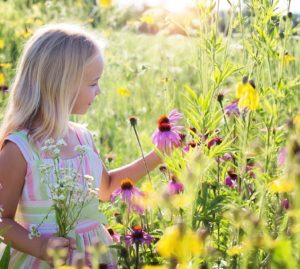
(248, 79, 256, 89)
(129, 116, 138, 127)
(242, 75, 248, 84)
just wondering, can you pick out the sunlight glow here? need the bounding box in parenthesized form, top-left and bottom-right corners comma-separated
(117, 0, 300, 14)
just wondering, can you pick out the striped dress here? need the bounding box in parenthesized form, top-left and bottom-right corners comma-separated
(1, 124, 117, 268)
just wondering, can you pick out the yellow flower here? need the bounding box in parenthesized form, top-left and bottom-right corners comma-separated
(0, 73, 5, 85)
(140, 15, 155, 25)
(287, 209, 300, 218)
(269, 179, 295, 193)
(35, 19, 43, 26)
(117, 87, 130, 96)
(143, 265, 168, 269)
(0, 39, 4, 49)
(293, 115, 300, 132)
(283, 54, 295, 65)
(170, 193, 193, 210)
(99, 0, 112, 8)
(101, 29, 112, 38)
(16, 29, 33, 39)
(236, 82, 259, 111)
(227, 244, 246, 256)
(140, 181, 162, 210)
(156, 225, 203, 263)
(58, 265, 89, 269)
(0, 63, 12, 69)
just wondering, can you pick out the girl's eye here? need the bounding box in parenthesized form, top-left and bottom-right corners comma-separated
(90, 83, 97, 87)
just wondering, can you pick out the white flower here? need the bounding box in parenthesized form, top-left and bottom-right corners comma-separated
(29, 225, 41, 239)
(75, 145, 89, 155)
(52, 148, 60, 157)
(39, 163, 53, 174)
(44, 138, 55, 146)
(84, 175, 94, 182)
(56, 139, 66, 148)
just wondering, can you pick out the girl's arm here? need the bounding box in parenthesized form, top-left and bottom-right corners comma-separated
(0, 142, 74, 265)
(0, 142, 44, 258)
(99, 149, 162, 201)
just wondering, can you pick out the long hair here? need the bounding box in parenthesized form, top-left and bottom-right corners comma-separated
(0, 23, 103, 147)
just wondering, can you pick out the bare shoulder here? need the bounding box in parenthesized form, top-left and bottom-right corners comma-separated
(0, 141, 26, 186)
(0, 141, 26, 218)
(0, 141, 27, 169)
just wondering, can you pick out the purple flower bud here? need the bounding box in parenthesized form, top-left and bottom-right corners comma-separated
(281, 198, 289, 210)
(224, 171, 238, 188)
(207, 137, 222, 149)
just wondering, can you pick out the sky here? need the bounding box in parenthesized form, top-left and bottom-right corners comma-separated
(117, 0, 300, 14)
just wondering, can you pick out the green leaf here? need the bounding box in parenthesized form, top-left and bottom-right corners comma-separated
(0, 244, 11, 269)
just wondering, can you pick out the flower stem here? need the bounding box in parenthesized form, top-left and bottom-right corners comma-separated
(135, 242, 139, 269)
(132, 124, 152, 183)
(218, 100, 229, 132)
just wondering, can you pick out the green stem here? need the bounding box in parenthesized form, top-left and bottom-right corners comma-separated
(132, 124, 152, 183)
(135, 243, 139, 269)
(219, 101, 230, 132)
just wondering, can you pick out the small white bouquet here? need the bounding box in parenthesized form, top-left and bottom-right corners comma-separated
(29, 138, 98, 238)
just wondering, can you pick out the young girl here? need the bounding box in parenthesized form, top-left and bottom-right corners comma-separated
(0, 23, 162, 268)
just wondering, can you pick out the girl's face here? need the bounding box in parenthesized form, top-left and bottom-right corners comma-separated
(71, 54, 103, 115)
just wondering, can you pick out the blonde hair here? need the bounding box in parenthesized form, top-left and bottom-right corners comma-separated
(0, 23, 103, 147)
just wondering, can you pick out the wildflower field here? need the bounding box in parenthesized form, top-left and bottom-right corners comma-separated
(1, 0, 300, 268)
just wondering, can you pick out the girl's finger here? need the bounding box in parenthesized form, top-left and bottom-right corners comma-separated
(66, 237, 77, 249)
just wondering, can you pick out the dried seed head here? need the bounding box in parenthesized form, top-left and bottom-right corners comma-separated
(242, 75, 249, 84)
(217, 93, 224, 103)
(248, 79, 256, 89)
(129, 116, 138, 127)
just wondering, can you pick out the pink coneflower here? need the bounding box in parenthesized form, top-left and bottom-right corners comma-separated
(168, 176, 184, 195)
(168, 109, 183, 124)
(111, 178, 144, 214)
(124, 225, 153, 246)
(224, 171, 238, 188)
(152, 110, 184, 149)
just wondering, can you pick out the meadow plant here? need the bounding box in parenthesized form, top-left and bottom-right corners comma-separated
(29, 139, 98, 238)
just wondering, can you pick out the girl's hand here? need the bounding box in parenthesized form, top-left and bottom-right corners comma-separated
(39, 236, 77, 266)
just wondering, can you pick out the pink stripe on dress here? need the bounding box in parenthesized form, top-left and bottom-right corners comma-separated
(75, 221, 99, 234)
(83, 233, 92, 267)
(26, 165, 37, 201)
(32, 258, 41, 269)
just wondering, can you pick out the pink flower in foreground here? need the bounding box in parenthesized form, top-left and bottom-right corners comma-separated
(125, 225, 153, 246)
(152, 109, 184, 149)
(111, 178, 144, 214)
(168, 176, 184, 195)
(168, 109, 183, 124)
